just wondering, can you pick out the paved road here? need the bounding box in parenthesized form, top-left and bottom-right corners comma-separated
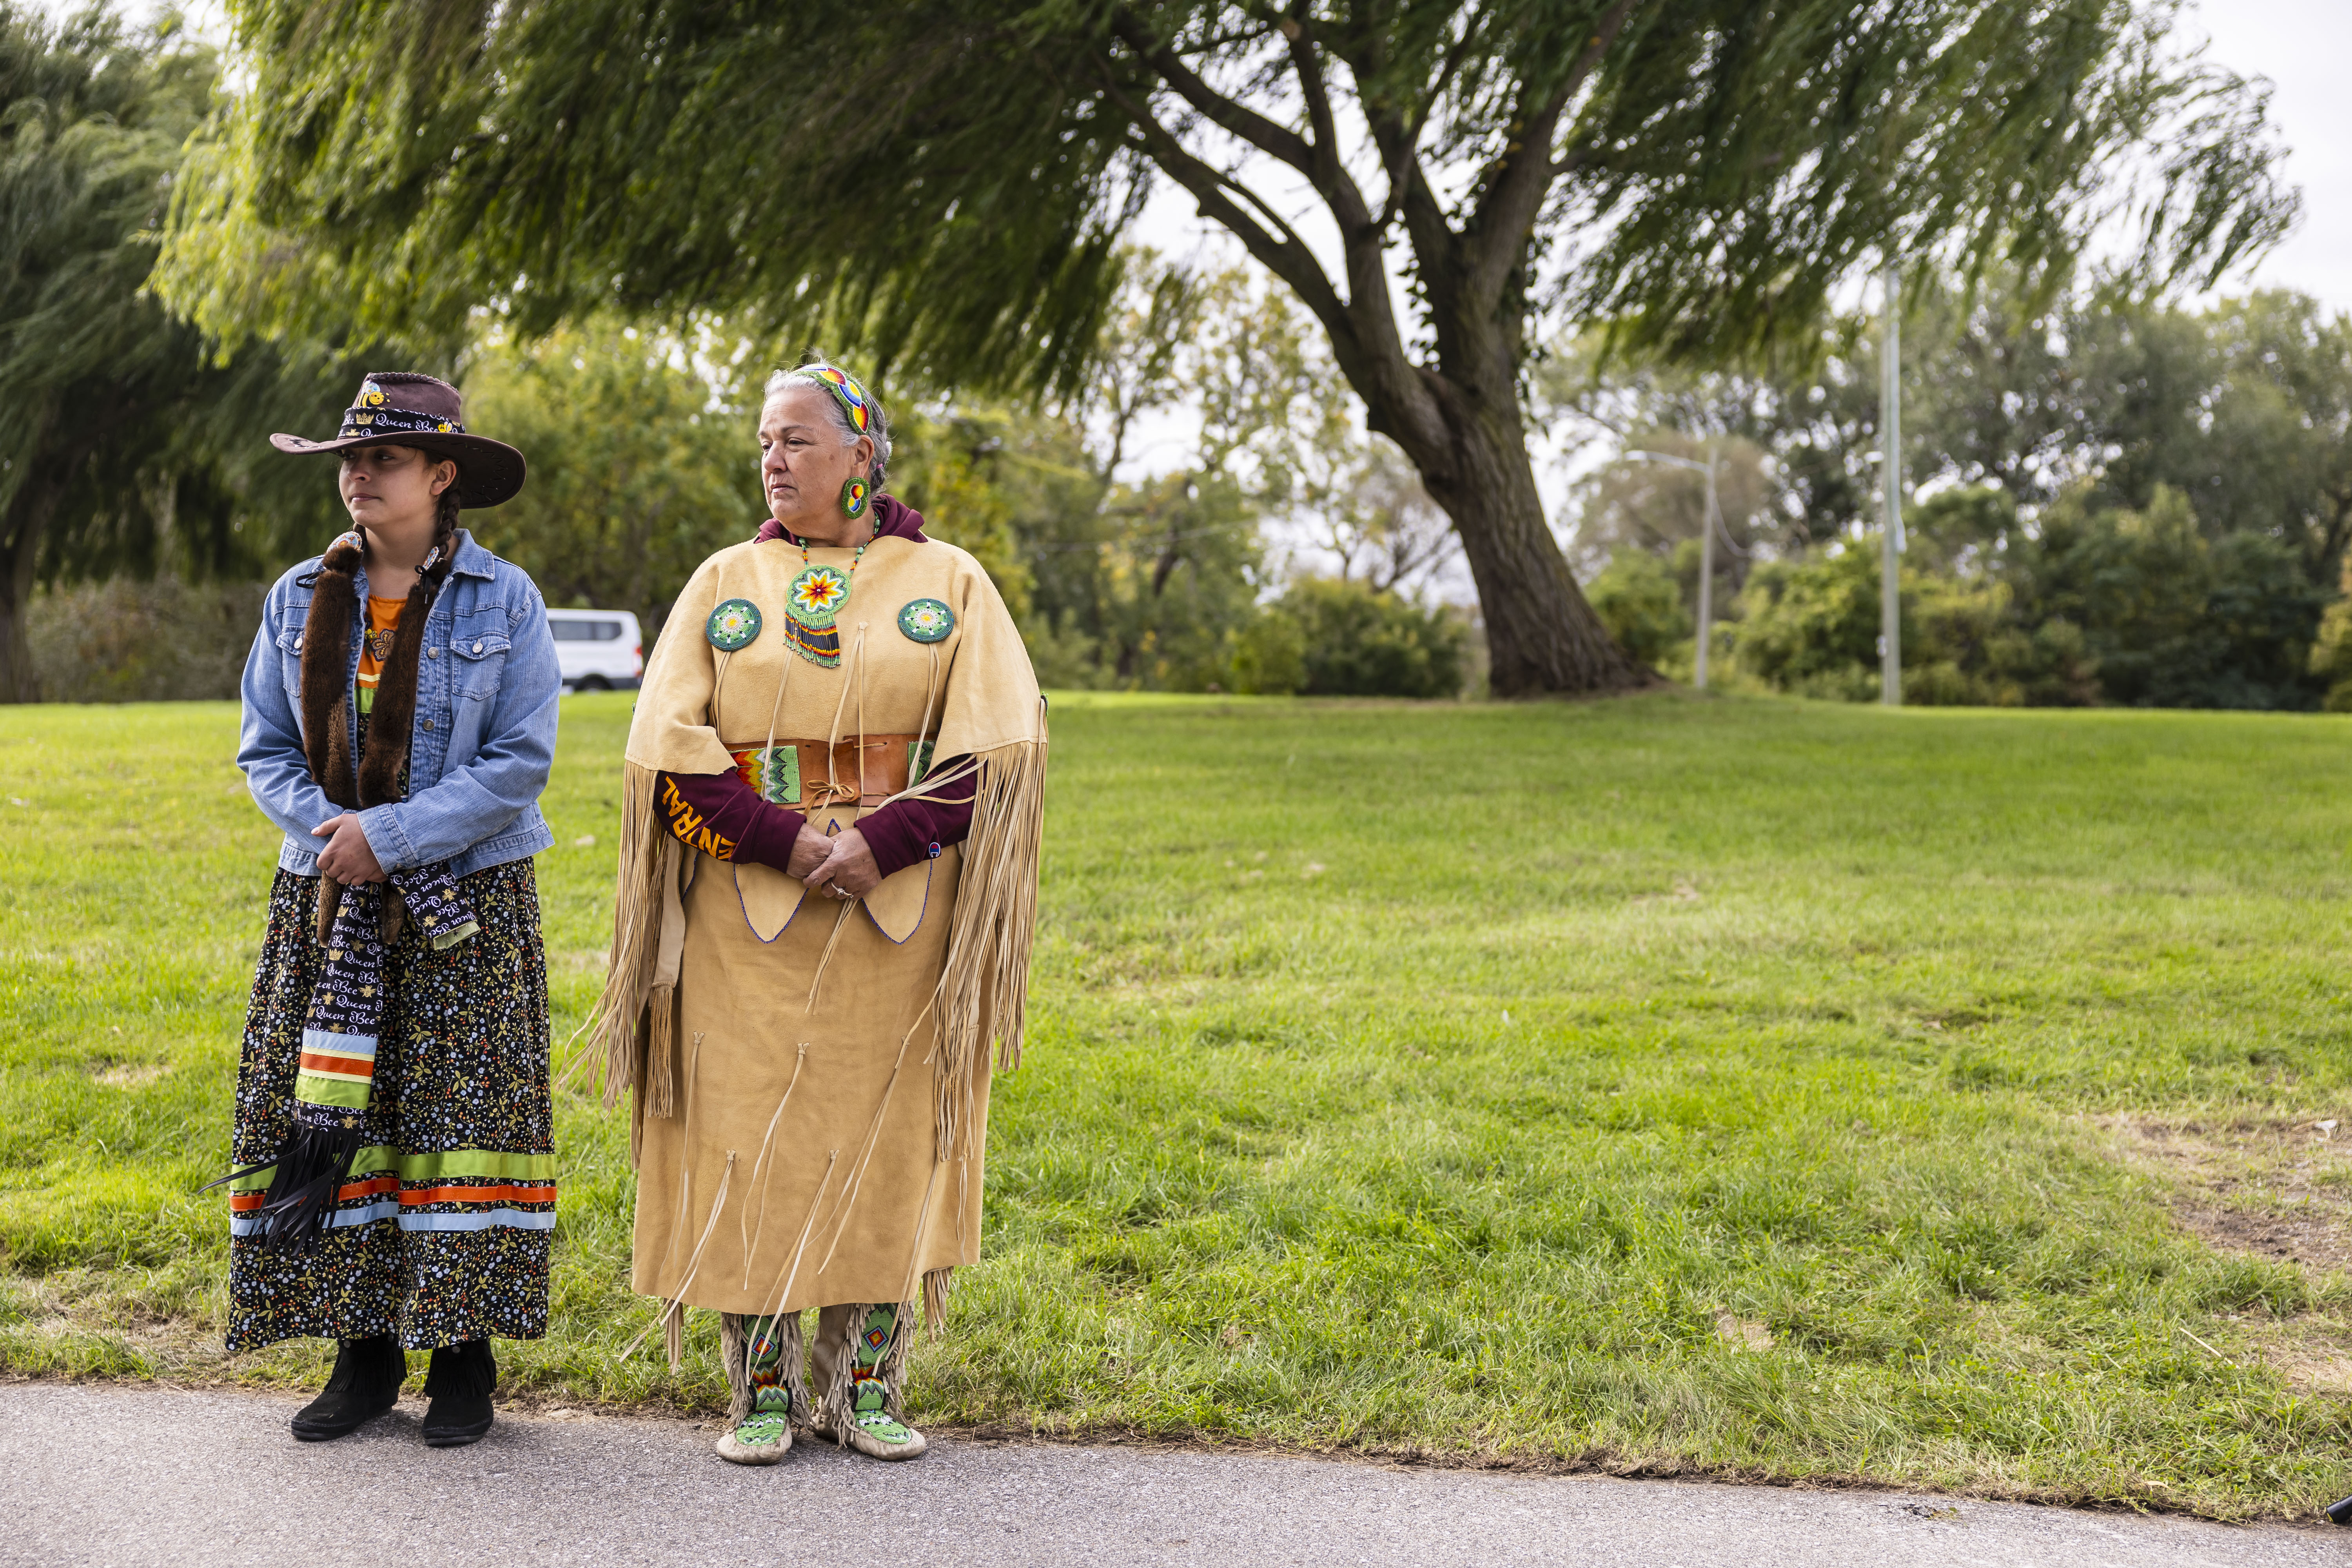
(1, 1382, 2343, 1567)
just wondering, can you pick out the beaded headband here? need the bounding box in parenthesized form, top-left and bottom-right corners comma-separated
(797, 364, 876, 434)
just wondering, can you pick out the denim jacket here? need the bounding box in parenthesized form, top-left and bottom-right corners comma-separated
(238, 529, 560, 879)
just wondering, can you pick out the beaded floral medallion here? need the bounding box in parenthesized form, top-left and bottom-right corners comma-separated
(787, 564, 853, 666)
(897, 597, 955, 644)
(706, 597, 763, 652)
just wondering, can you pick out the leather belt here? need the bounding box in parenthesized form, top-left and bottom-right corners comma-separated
(725, 734, 932, 808)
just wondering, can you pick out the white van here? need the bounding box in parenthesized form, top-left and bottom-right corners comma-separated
(546, 608, 644, 691)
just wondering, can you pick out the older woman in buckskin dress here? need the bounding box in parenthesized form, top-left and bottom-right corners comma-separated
(592, 361, 1045, 1465)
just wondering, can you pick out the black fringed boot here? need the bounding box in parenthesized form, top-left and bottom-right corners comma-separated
(290, 1334, 406, 1442)
(421, 1338, 497, 1448)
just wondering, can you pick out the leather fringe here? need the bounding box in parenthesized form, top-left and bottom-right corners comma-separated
(591, 763, 672, 1138)
(646, 984, 677, 1117)
(421, 1338, 497, 1399)
(922, 1266, 954, 1336)
(928, 733, 1047, 1162)
(210, 1119, 366, 1252)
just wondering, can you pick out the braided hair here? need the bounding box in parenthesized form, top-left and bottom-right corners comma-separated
(428, 470, 462, 577)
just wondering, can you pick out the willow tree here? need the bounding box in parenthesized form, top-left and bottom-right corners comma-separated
(0, 6, 371, 701)
(159, 1, 2292, 695)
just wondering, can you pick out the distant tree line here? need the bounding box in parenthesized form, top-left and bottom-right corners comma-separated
(1559, 278, 2352, 710)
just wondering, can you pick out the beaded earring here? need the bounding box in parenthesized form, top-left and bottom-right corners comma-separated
(840, 476, 871, 519)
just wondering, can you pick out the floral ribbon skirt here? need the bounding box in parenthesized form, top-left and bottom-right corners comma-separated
(225, 860, 555, 1352)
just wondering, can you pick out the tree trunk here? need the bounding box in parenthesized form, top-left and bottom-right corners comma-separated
(1379, 379, 1651, 698)
(0, 494, 45, 703)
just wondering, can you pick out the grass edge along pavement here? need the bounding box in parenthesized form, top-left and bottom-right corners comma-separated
(4, 690, 2351, 1521)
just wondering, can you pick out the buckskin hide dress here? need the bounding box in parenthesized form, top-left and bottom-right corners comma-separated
(593, 519, 1045, 1352)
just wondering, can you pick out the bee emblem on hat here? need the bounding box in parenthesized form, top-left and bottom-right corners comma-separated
(357, 381, 387, 408)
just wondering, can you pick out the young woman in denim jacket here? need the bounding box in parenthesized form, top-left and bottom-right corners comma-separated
(229, 372, 560, 1448)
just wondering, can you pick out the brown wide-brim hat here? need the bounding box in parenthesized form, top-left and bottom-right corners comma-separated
(270, 370, 526, 508)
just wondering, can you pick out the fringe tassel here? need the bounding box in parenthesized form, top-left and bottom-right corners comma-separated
(206, 1120, 366, 1252)
(804, 897, 858, 1013)
(643, 840, 688, 1118)
(929, 735, 1047, 1162)
(719, 1310, 752, 1425)
(421, 1338, 497, 1400)
(622, 1148, 736, 1367)
(742, 1047, 809, 1288)
(752, 1149, 839, 1329)
(923, 1267, 954, 1335)
(591, 763, 671, 1123)
(817, 1309, 859, 1443)
(646, 984, 677, 1117)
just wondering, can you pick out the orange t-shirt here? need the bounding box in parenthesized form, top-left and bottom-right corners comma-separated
(356, 595, 405, 715)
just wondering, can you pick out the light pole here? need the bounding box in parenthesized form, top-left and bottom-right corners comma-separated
(1880, 262, 1905, 706)
(1626, 445, 1728, 690)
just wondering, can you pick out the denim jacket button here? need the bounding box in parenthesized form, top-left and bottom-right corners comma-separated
(429, 646, 440, 659)
(423, 718, 434, 731)
(473, 640, 484, 655)
(293, 635, 303, 651)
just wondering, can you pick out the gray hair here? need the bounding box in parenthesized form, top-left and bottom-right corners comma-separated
(763, 360, 891, 487)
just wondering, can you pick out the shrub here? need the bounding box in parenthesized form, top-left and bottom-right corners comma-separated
(27, 579, 267, 702)
(1731, 485, 2319, 710)
(1583, 548, 1691, 668)
(1731, 547, 1880, 695)
(2018, 486, 2324, 710)
(1238, 578, 1466, 698)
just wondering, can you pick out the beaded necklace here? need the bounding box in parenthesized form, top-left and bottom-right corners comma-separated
(802, 537, 869, 574)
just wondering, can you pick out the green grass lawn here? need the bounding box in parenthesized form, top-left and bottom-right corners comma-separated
(4, 690, 2351, 1517)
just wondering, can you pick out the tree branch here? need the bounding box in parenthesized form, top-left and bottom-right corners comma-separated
(1100, 33, 1449, 471)
(1463, 0, 1640, 309)
(1415, 18, 1482, 142)
(1361, 96, 1457, 274)
(1110, 11, 1318, 184)
(1100, 84, 1358, 370)
(1332, 26, 1461, 317)
(1274, 11, 1372, 231)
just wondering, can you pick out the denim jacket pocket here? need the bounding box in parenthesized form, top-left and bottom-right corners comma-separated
(450, 631, 512, 701)
(273, 619, 309, 704)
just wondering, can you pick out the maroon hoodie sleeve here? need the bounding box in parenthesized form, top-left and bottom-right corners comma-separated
(656, 769, 807, 873)
(854, 755, 977, 878)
